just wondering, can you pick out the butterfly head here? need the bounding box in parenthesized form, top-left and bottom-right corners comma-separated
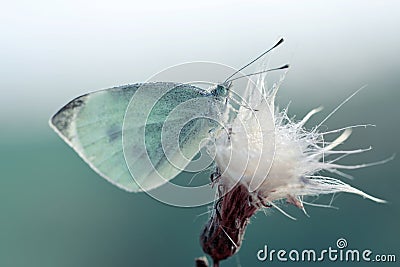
(210, 81, 232, 98)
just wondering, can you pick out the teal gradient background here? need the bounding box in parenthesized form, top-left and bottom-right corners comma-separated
(1, 1, 399, 266)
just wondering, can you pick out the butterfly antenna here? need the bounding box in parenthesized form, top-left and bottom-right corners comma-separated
(224, 38, 284, 83)
(226, 64, 289, 83)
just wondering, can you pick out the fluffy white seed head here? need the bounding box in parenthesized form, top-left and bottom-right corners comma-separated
(210, 73, 386, 211)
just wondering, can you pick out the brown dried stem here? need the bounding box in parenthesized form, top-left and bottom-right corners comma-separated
(200, 175, 264, 266)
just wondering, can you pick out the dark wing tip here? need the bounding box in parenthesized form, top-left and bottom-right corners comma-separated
(49, 94, 88, 138)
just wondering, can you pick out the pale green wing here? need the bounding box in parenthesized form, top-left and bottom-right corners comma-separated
(121, 82, 221, 191)
(50, 82, 220, 192)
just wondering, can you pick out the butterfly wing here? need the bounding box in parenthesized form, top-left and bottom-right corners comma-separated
(50, 82, 220, 192)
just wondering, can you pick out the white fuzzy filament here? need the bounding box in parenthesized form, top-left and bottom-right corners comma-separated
(210, 73, 387, 214)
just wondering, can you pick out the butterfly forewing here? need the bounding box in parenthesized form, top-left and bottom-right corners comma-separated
(50, 82, 220, 192)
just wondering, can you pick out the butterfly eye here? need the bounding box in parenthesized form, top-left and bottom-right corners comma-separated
(218, 85, 228, 97)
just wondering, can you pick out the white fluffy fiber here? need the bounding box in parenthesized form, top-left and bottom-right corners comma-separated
(211, 73, 387, 212)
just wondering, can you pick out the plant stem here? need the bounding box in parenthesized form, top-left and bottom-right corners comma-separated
(200, 183, 260, 264)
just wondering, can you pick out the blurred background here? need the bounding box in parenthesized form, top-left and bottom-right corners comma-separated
(1, 0, 399, 266)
